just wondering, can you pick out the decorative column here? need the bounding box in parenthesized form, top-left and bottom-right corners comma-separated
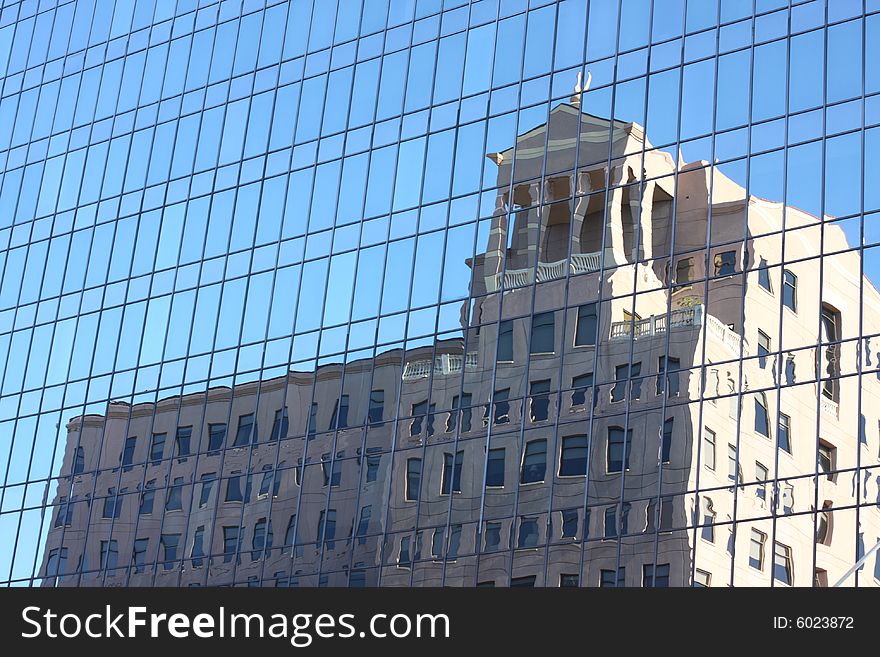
(483, 193, 509, 293)
(628, 180, 655, 262)
(522, 181, 544, 275)
(603, 165, 628, 267)
(570, 170, 593, 255)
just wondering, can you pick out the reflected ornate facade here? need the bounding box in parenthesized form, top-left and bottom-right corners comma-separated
(39, 95, 880, 587)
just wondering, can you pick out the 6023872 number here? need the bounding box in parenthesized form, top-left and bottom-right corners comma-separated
(795, 617, 853, 629)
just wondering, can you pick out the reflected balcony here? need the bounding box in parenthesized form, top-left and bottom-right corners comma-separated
(609, 305, 752, 358)
(500, 251, 602, 290)
(402, 352, 479, 381)
(610, 306, 704, 340)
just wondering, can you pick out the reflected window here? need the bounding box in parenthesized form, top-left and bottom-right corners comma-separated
(701, 498, 715, 543)
(521, 439, 547, 484)
(754, 392, 770, 437)
(368, 390, 384, 426)
(252, 519, 272, 560)
(604, 507, 617, 539)
(234, 413, 257, 446)
(356, 507, 371, 544)
(675, 257, 694, 288)
(411, 400, 428, 436)
(571, 373, 594, 408)
(225, 473, 245, 502)
(530, 311, 555, 354)
(694, 570, 711, 588)
(492, 388, 510, 424)
(307, 403, 318, 438)
(818, 441, 836, 480)
(600, 568, 625, 588)
(621, 503, 631, 535)
(122, 436, 137, 469)
(100, 540, 118, 571)
(133, 539, 149, 573)
(510, 575, 536, 588)
(140, 481, 155, 515)
(575, 303, 598, 346)
(283, 515, 298, 553)
(405, 458, 421, 501)
(773, 542, 793, 585)
(518, 517, 539, 548)
(820, 305, 841, 402)
(560, 574, 579, 588)
(727, 444, 742, 484)
(703, 427, 716, 470)
(103, 488, 122, 519)
(160, 534, 179, 571)
(756, 462, 768, 501)
(223, 526, 241, 563)
(441, 451, 463, 494)
(208, 423, 226, 452)
(561, 509, 578, 538)
(714, 251, 736, 276)
(659, 497, 674, 532)
(757, 259, 773, 292)
(559, 435, 588, 477)
(782, 270, 797, 311)
(431, 528, 445, 559)
(175, 426, 192, 457)
(757, 330, 771, 369)
(150, 432, 166, 464)
(497, 319, 514, 361)
(329, 396, 348, 430)
(484, 522, 502, 552)
(321, 453, 342, 487)
(366, 451, 381, 482)
(529, 379, 550, 422)
(271, 408, 289, 440)
(607, 427, 632, 473)
(611, 362, 641, 402)
(46, 548, 68, 578)
(448, 525, 461, 560)
(317, 510, 337, 546)
(349, 570, 366, 588)
(166, 478, 183, 511)
(642, 563, 670, 588)
(486, 448, 505, 487)
(74, 446, 85, 474)
(198, 473, 215, 508)
(448, 393, 472, 433)
(657, 356, 680, 397)
(661, 418, 674, 464)
(258, 467, 281, 499)
(398, 536, 411, 567)
(817, 504, 832, 545)
(749, 529, 766, 570)
(778, 414, 791, 453)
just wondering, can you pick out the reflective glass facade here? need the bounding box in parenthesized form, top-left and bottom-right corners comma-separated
(2, 0, 880, 588)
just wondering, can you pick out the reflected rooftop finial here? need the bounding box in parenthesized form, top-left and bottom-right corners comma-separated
(571, 70, 591, 108)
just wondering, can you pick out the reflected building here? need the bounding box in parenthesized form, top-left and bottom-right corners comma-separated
(38, 85, 880, 588)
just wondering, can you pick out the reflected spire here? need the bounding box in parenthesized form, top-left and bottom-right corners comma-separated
(571, 70, 592, 108)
